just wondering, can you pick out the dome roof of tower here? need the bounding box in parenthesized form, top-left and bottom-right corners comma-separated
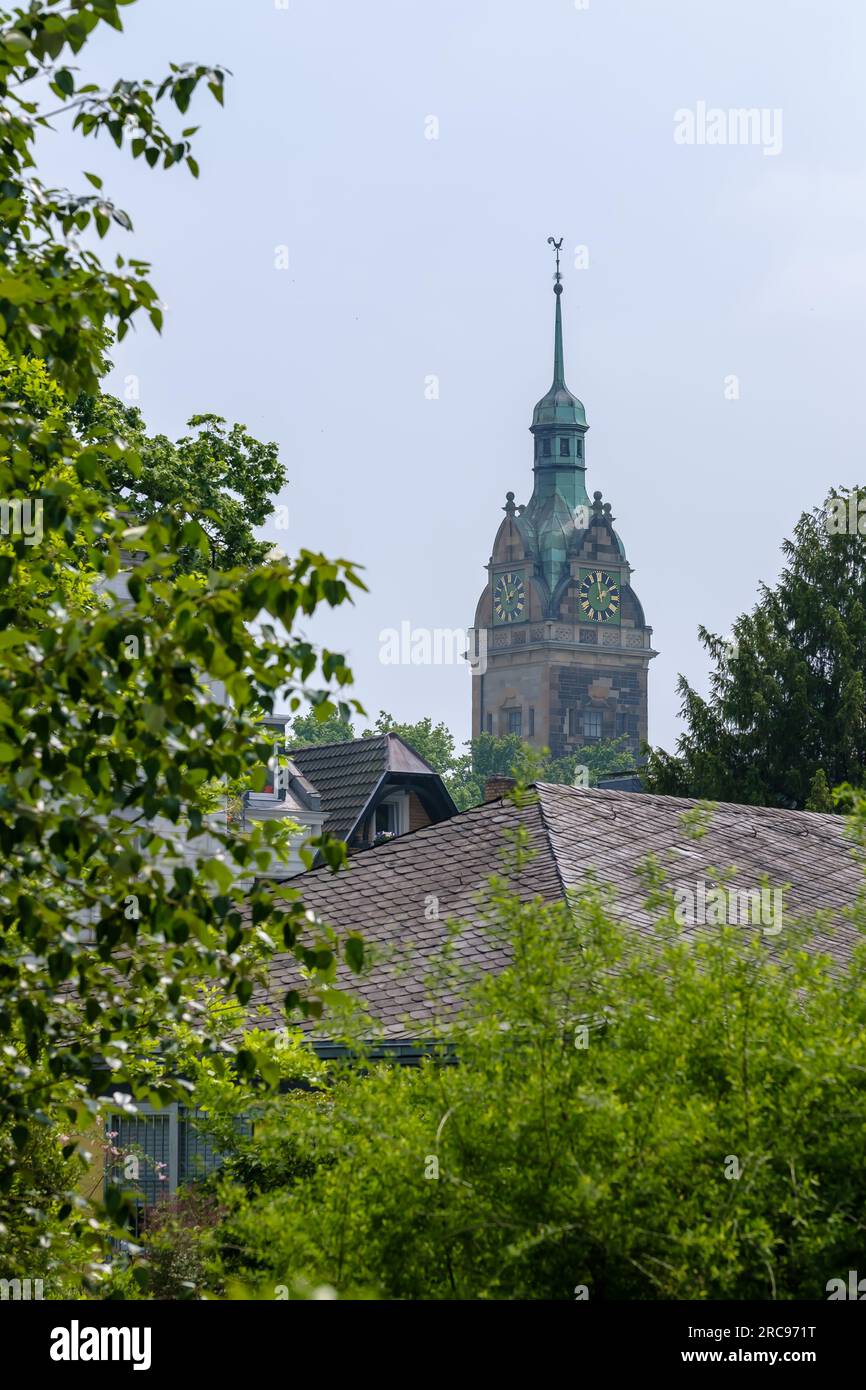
(532, 381, 587, 428)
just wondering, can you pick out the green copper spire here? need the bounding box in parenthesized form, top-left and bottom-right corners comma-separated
(551, 236, 565, 387)
(532, 237, 587, 429)
(523, 238, 591, 591)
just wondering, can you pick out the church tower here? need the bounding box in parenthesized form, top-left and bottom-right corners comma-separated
(471, 240, 656, 761)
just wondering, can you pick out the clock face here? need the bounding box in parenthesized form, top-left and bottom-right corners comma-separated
(579, 569, 621, 624)
(493, 570, 526, 623)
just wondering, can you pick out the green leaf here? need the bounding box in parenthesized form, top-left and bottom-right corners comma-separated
(202, 858, 234, 893)
(4, 31, 32, 54)
(143, 703, 166, 732)
(345, 935, 365, 974)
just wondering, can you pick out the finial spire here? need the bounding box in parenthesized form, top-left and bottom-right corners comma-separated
(547, 236, 565, 386)
(547, 235, 563, 288)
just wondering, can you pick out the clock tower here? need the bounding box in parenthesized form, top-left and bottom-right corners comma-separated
(471, 240, 656, 760)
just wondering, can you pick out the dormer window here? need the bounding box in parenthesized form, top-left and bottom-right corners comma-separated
(372, 793, 409, 842)
(375, 802, 397, 836)
(560, 437, 570, 457)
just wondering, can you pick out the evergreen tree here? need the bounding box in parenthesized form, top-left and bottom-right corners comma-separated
(645, 488, 866, 808)
(805, 767, 834, 812)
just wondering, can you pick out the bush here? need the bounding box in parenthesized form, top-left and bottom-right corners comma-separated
(197, 821, 866, 1300)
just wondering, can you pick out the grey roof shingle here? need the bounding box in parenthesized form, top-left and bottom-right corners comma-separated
(288, 732, 450, 843)
(251, 784, 865, 1041)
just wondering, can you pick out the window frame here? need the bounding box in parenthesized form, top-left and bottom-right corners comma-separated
(582, 710, 603, 740)
(373, 793, 409, 839)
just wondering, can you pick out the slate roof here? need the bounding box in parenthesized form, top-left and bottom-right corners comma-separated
(287, 733, 455, 844)
(251, 784, 865, 1043)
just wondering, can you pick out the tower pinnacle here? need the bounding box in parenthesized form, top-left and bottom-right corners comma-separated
(532, 238, 586, 429)
(547, 235, 564, 286)
(547, 235, 565, 386)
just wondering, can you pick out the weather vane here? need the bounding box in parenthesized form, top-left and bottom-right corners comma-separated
(547, 235, 564, 287)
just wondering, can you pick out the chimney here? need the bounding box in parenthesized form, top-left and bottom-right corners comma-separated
(484, 775, 517, 803)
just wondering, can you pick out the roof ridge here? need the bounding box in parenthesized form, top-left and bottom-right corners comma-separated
(289, 733, 388, 755)
(532, 786, 571, 903)
(274, 791, 539, 890)
(534, 780, 846, 826)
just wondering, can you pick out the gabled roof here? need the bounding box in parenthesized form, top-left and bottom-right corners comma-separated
(287, 732, 457, 844)
(254, 784, 865, 1042)
(535, 783, 861, 951)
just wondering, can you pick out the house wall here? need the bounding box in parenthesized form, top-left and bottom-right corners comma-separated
(408, 792, 433, 832)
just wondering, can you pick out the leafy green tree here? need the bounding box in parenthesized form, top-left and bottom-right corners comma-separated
(448, 732, 636, 809)
(289, 709, 356, 746)
(539, 736, 636, 788)
(645, 488, 866, 808)
(363, 711, 456, 771)
(0, 344, 97, 618)
(805, 767, 834, 813)
(72, 394, 288, 572)
(0, 1, 225, 395)
(446, 731, 527, 808)
(0, 0, 363, 1289)
(192, 804, 866, 1301)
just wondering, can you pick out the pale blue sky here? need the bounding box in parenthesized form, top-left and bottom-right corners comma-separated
(38, 0, 866, 753)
